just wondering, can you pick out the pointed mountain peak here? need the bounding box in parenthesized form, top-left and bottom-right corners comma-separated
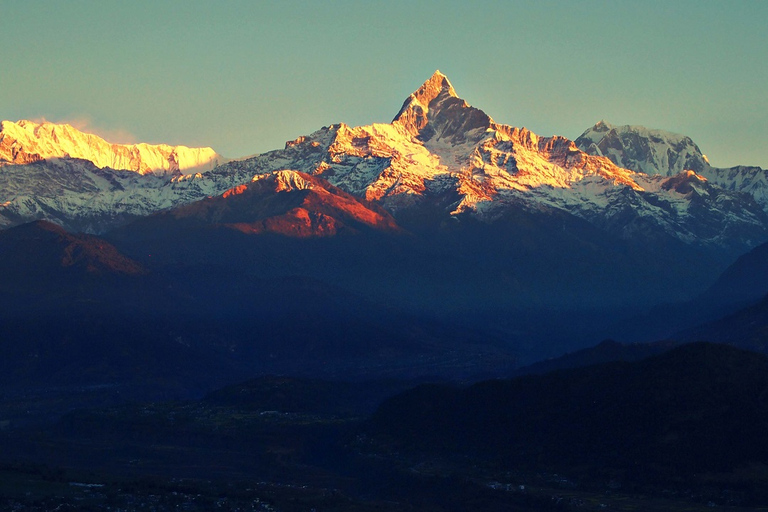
(419, 70, 458, 99)
(393, 71, 458, 125)
(392, 71, 492, 143)
(593, 119, 614, 131)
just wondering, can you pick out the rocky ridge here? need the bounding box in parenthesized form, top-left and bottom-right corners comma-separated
(0, 72, 766, 257)
(576, 120, 768, 209)
(160, 170, 401, 237)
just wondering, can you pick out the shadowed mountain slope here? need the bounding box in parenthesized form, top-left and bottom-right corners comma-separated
(367, 343, 768, 481)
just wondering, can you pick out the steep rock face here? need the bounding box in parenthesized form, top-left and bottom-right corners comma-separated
(701, 165, 768, 211)
(575, 121, 768, 210)
(392, 70, 492, 144)
(0, 120, 223, 175)
(575, 121, 710, 176)
(236, 71, 764, 254)
(313, 71, 646, 215)
(0, 72, 766, 259)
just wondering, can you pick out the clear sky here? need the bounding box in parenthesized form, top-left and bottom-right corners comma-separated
(1, 0, 765, 168)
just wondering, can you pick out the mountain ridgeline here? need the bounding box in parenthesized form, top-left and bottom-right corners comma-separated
(366, 343, 768, 481)
(1, 71, 768, 391)
(3, 73, 768, 510)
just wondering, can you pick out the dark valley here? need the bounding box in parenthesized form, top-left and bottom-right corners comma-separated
(1, 72, 768, 510)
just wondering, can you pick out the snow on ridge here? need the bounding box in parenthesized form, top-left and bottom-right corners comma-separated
(1, 72, 767, 253)
(0, 120, 224, 176)
(574, 120, 768, 212)
(574, 120, 709, 178)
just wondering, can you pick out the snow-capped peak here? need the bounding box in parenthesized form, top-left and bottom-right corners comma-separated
(0, 119, 224, 176)
(2, 72, 767, 259)
(574, 121, 709, 176)
(396, 70, 459, 114)
(392, 71, 493, 144)
(576, 120, 613, 145)
(573, 120, 768, 211)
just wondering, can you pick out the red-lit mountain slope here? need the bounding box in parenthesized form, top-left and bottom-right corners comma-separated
(164, 170, 401, 237)
(1, 72, 765, 264)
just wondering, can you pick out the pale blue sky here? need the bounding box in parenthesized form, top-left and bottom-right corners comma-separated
(1, 0, 765, 167)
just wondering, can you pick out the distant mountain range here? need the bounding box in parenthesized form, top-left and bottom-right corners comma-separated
(576, 120, 768, 207)
(0, 119, 223, 175)
(2, 71, 766, 257)
(4, 72, 768, 512)
(2, 71, 768, 393)
(1, 72, 765, 298)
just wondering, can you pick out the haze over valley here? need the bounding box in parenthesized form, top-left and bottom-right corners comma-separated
(1, 2, 767, 509)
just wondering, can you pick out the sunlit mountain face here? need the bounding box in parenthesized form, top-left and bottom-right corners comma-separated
(2, 70, 767, 347)
(2, 71, 768, 365)
(0, 119, 223, 175)
(157, 170, 402, 237)
(2, 71, 767, 252)
(2, 71, 768, 510)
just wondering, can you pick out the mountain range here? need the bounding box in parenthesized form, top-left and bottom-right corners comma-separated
(2, 72, 767, 257)
(3, 73, 768, 510)
(0, 119, 223, 175)
(576, 120, 768, 208)
(2, 70, 768, 386)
